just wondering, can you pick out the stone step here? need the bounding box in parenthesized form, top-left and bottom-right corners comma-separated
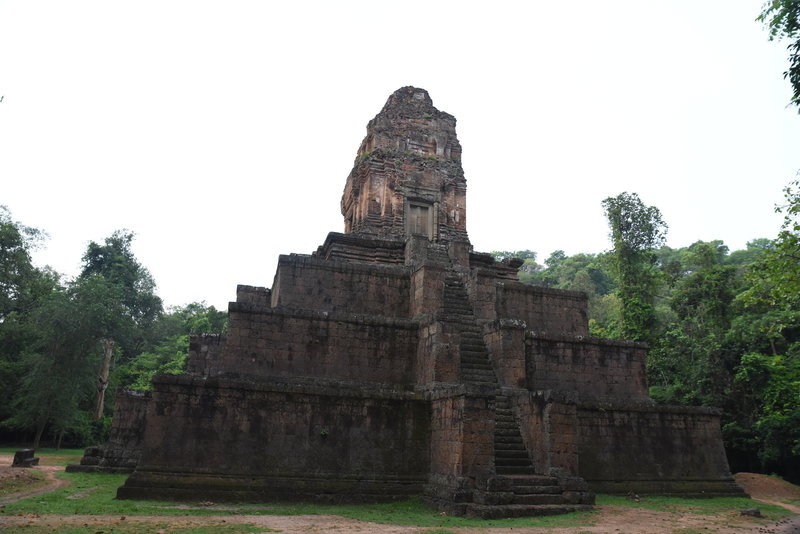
(462, 377, 496, 385)
(495, 428, 524, 437)
(513, 485, 563, 495)
(495, 449, 529, 459)
(495, 457, 533, 467)
(494, 436, 525, 445)
(496, 466, 536, 475)
(462, 364, 493, 372)
(512, 494, 566, 506)
(460, 331, 483, 338)
(465, 503, 591, 519)
(443, 303, 471, 310)
(507, 475, 560, 486)
(461, 366, 493, 374)
(494, 443, 526, 452)
(461, 355, 489, 363)
(461, 323, 483, 338)
(461, 361, 491, 369)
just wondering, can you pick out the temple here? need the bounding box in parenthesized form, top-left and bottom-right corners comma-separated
(72, 87, 745, 518)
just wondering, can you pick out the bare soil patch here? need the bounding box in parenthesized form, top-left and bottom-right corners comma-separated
(736, 472, 800, 508)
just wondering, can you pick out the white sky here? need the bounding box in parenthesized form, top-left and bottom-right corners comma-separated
(2, 1, 799, 310)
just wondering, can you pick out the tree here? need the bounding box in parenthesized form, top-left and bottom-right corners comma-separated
(78, 230, 163, 420)
(9, 276, 125, 448)
(0, 208, 60, 434)
(648, 242, 739, 407)
(759, 0, 800, 110)
(0, 206, 48, 321)
(601, 192, 667, 343)
(739, 178, 800, 344)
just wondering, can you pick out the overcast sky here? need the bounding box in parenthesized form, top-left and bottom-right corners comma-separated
(2, 1, 799, 310)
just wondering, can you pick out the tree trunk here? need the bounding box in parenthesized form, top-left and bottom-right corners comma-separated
(56, 428, 64, 450)
(33, 414, 47, 450)
(93, 338, 114, 421)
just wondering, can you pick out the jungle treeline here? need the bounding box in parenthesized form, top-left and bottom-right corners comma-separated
(492, 183, 800, 483)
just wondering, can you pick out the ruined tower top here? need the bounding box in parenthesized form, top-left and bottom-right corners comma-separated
(341, 87, 469, 247)
(357, 86, 462, 161)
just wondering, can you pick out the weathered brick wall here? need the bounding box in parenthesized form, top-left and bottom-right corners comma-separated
(187, 334, 226, 377)
(525, 334, 649, 402)
(410, 263, 445, 317)
(469, 269, 502, 322)
(512, 392, 578, 476)
(484, 320, 526, 389)
(416, 319, 460, 385)
(270, 254, 410, 317)
(499, 283, 589, 336)
(118, 374, 430, 501)
(236, 284, 271, 306)
(469, 272, 589, 336)
(220, 305, 418, 384)
(428, 387, 494, 480)
(577, 404, 742, 495)
(314, 232, 406, 264)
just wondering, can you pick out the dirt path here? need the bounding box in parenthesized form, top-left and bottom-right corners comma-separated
(0, 463, 69, 505)
(0, 453, 798, 533)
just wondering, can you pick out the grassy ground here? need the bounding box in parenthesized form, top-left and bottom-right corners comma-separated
(0, 471, 595, 529)
(2, 470, 795, 531)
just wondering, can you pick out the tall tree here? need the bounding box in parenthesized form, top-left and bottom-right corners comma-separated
(78, 231, 162, 420)
(0, 208, 59, 431)
(10, 276, 124, 448)
(602, 192, 667, 343)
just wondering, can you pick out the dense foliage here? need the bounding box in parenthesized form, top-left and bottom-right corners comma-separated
(0, 209, 227, 448)
(760, 0, 800, 110)
(493, 180, 800, 482)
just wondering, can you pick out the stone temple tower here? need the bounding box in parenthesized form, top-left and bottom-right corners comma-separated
(342, 87, 468, 248)
(85, 86, 744, 518)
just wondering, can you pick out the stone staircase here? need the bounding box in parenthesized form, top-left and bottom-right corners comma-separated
(493, 395, 534, 476)
(443, 273, 497, 388)
(441, 272, 592, 518)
